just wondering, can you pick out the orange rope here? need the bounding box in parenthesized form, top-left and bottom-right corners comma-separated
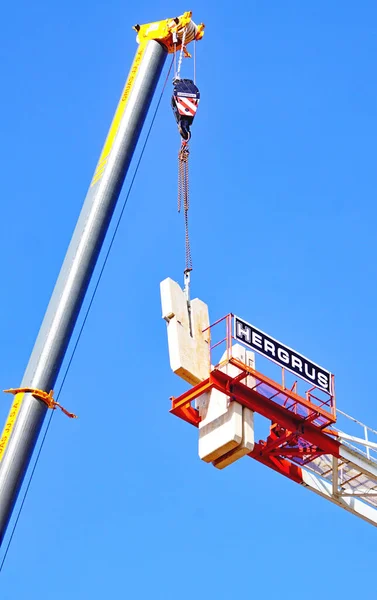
(4, 388, 77, 419)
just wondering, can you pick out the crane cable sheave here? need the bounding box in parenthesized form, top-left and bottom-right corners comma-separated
(133, 11, 205, 54)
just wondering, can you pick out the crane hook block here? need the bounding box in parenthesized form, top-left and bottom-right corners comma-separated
(171, 78, 200, 141)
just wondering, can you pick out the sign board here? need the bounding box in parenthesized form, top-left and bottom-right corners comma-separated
(234, 316, 332, 394)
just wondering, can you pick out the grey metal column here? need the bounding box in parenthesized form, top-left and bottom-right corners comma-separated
(0, 39, 167, 544)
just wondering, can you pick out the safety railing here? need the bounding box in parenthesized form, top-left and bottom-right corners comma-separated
(204, 314, 336, 427)
(333, 409, 377, 463)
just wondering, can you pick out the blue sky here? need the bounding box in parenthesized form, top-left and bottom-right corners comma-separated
(1, 1, 377, 597)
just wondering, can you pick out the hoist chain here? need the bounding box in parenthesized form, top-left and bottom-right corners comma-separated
(178, 142, 192, 272)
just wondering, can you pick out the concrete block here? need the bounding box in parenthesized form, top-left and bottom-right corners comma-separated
(212, 407, 254, 469)
(160, 277, 210, 385)
(198, 390, 243, 462)
(197, 345, 255, 467)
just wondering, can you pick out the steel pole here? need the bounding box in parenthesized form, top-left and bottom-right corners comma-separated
(0, 39, 167, 544)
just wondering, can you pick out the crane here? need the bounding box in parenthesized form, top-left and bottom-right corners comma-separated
(0, 11, 204, 548)
(2, 6, 374, 561)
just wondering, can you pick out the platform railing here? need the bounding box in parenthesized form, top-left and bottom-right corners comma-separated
(204, 314, 336, 426)
(333, 409, 377, 463)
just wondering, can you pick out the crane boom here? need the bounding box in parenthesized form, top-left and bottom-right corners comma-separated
(0, 12, 204, 546)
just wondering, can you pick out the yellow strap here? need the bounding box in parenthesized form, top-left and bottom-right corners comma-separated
(3, 388, 77, 419)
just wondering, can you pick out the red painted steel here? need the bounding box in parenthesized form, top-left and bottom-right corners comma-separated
(169, 315, 340, 483)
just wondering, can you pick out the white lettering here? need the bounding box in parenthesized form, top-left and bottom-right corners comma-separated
(236, 319, 330, 393)
(317, 372, 329, 390)
(251, 332, 262, 348)
(237, 322, 251, 343)
(291, 356, 303, 372)
(264, 339, 276, 356)
(277, 348, 289, 364)
(304, 363, 316, 380)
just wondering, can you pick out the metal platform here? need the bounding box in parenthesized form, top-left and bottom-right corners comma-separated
(170, 314, 377, 527)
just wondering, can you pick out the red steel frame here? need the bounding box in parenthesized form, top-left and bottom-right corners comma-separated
(170, 314, 341, 483)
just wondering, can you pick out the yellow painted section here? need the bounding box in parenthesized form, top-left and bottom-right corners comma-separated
(135, 11, 204, 52)
(91, 43, 147, 187)
(0, 393, 24, 462)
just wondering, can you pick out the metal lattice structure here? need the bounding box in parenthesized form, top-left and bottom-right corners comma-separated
(170, 314, 377, 527)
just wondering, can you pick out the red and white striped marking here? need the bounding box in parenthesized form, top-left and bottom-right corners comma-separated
(175, 96, 199, 116)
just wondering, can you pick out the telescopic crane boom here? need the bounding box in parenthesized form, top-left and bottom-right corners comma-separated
(0, 11, 204, 547)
